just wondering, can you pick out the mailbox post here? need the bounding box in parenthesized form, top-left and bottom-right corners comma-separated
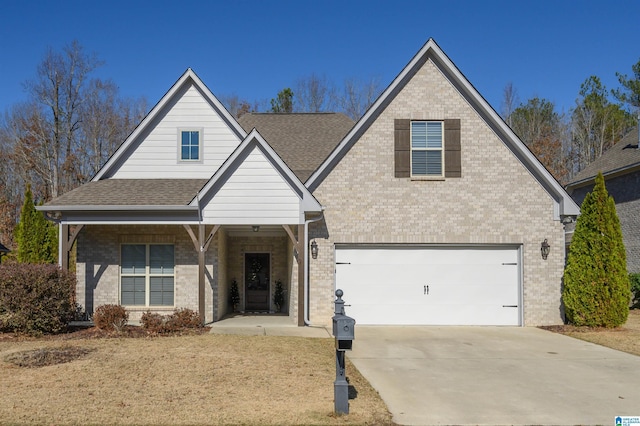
(332, 289, 355, 415)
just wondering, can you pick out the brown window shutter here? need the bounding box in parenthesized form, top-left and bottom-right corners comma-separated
(444, 119, 461, 178)
(395, 119, 410, 177)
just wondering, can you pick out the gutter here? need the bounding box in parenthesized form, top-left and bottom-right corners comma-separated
(304, 210, 325, 326)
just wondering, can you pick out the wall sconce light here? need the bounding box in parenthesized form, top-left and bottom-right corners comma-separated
(310, 240, 318, 259)
(252, 225, 260, 232)
(541, 239, 550, 260)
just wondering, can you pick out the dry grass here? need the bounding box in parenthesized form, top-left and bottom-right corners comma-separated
(542, 309, 640, 356)
(0, 332, 393, 425)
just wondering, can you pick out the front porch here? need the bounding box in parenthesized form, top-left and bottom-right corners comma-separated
(69, 223, 308, 326)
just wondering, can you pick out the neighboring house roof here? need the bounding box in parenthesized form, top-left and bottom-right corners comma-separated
(567, 126, 640, 189)
(43, 179, 208, 209)
(306, 38, 580, 218)
(238, 113, 354, 181)
(93, 68, 247, 181)
(0, 243, 9, 254)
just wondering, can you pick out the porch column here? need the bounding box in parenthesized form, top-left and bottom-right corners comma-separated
(198, 224, 205, 323)
(297, 224, 305, 326)
(59, 223, 69, 271)
(58, 223, 84, 271)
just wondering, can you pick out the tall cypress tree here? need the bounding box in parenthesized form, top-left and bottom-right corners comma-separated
(15, 185, 58, 264)
(563, 173, 630, 327)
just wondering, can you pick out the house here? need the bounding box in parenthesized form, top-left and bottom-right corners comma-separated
(39, 39, 579, 327)
(566, 126, 640, 273)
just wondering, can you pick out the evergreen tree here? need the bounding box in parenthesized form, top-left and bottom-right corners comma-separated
(15, 185, 58, 263)
(563, 173, 630, 327)
(270, 88, 294, 113)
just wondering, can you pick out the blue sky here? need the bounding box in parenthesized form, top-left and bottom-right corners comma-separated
(1, 0, 639, 117)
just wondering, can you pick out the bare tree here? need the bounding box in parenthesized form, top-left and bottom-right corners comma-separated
(501, 82, 519, 127)
(22, 40, 103, 197)
(294, 74, 335, 112)
(510, 97, 570, 183)
(219, 94, 255, 119)
(79, 80, 147, 178)
(334, 77, 381, 121)
(571, 76, 633, 172)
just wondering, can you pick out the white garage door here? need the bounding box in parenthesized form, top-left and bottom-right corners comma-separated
(335, 246, 521, 326)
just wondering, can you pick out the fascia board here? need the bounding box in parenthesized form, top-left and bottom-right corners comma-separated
(93, 69, 247, 181)
(192, 129, 322, 212)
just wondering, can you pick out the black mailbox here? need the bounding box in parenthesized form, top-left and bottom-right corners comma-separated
(332, 289, 355, 415)
(332, 289, 355, 351)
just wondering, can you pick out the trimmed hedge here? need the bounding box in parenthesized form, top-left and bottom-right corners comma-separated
(0, 262, 77, 335)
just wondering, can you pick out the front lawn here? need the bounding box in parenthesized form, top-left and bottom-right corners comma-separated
(542, 309, 640, 356)
(0, 332, 393, 425)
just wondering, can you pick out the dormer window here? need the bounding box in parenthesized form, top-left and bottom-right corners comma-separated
(180, 130, 201, 161)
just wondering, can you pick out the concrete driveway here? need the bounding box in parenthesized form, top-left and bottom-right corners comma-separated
(347, 326, 640, 425)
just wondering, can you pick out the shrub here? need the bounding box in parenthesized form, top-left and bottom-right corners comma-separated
(92, 304, 128, 332)
(0, 263, 76, 335)
(229, 279, 240, 310)
(140, 311, 164, 333)
(141, 308, 202, 334)
(273, 280, 285, 312)
(563, 173, 630, 327)
(630, 273, 640, 308)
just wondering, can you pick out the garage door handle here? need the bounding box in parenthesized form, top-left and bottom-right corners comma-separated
(424, 285, 429, 295)
(502, 305, 518, 308)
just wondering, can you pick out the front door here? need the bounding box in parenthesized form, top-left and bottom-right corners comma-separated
(245, 253, 270, 311)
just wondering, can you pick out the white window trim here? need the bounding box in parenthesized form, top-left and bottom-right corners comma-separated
(178, 128, 204, 163)
(120, 243, 175, 307)
(410, 121, 444, 178)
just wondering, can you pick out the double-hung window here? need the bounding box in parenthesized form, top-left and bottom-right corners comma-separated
(411, 121, 443, 177)
(121, 244, 174, 306)
(180, 130, 200, 161)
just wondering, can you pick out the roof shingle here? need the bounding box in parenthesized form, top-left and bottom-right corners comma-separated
(238, 113, 354, 181)
(44, 179, 209, 207)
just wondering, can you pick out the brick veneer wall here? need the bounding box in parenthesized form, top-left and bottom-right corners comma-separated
(76, 224, 217, 323)
(310, 59, 566, 326)
(226, 235, 289, 313)
(570, 172, 640, 273)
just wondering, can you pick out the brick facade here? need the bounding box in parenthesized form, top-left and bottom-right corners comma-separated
(309, 59, 566, 326)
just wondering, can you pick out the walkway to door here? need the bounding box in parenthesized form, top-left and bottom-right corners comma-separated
(210, 314, 330, 337)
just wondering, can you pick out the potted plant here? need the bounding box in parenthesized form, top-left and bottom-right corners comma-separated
(229, 279, 240, 312)
(273, 280, 286, 313)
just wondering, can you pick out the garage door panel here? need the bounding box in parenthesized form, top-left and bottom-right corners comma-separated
(335, 246, 520, 326)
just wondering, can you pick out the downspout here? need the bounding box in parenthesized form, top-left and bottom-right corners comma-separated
(304, 210, 324, 326)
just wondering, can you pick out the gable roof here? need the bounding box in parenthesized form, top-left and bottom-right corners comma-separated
(192, 128, 322, 215)
(93, 68, 247, 181)
(305, 38, 580, 219)
(237, 113, 353, 181)
(567, 126, 640, 189)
